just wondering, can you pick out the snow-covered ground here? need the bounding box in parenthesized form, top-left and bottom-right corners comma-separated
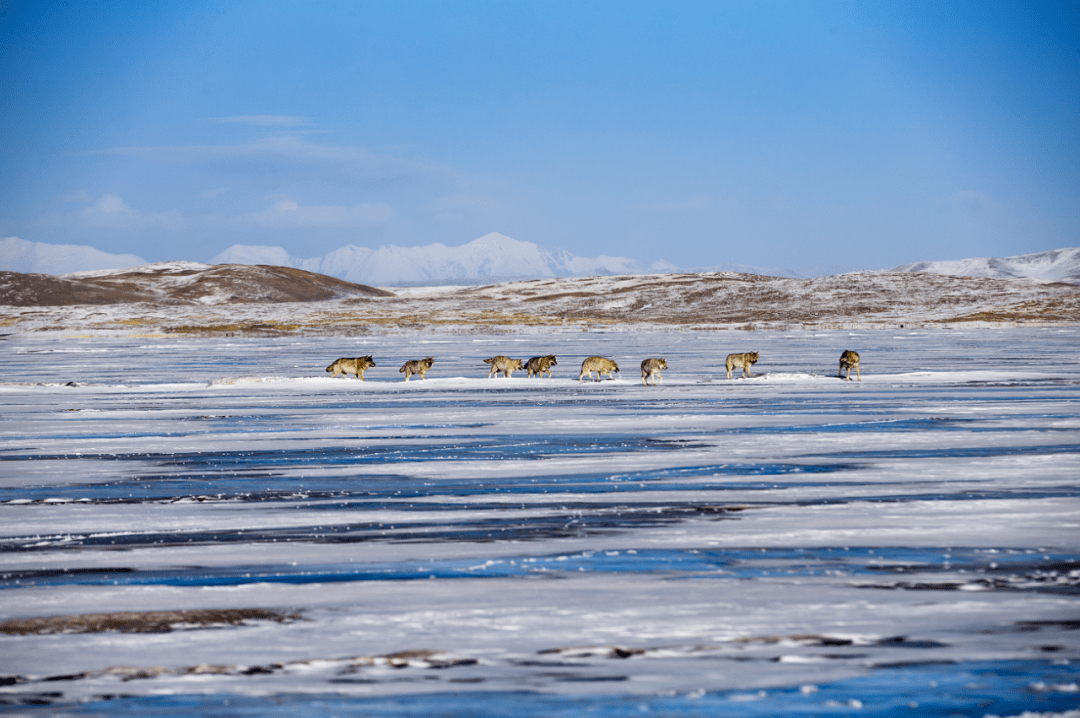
(1, 328, 1079, 716)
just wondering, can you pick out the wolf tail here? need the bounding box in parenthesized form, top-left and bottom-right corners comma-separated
(399, 365, 406, 372)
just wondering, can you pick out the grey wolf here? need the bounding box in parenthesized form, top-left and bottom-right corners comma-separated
(525, 355, 557, 378)
(839, 350, 860, 381)
(483, 355, 523, 378)
(399, 357, 434, 381)
(640, 357, 667, 386)
(580, 356, 619, 382)
(326, 356, 376, 380)
(725, 351, 759, 379)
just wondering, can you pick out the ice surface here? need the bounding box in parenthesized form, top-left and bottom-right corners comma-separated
(1, 328, 1078, 714)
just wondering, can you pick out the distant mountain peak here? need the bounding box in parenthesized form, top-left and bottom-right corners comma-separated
(0, 236, 147, 275)
(212, 233, 645, 286)
(891, 247, 1080, 284)
(468, 231, 518, 245)
(7, 234, 1076, 287)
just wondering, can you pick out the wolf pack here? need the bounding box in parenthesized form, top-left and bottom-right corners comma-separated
(327, 350, 861, 384)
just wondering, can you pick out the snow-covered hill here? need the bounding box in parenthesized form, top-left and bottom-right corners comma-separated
(3, 268, 1077, 331)
(212, 232, 645, 285)
(892, 247, 1080, 284)
(0, 236, 147, 275)
(682, 262, 863, 278)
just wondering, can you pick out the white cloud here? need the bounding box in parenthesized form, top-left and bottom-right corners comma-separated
(631, 195, 709, 214)
(212, 115, 310, 126)
(424, 193, 498, 222)
(104, 137, 452, 184)
(60, 190, 93, 203)
(47, 192, 393, 234)
(78, 194, 184, 230)
(223, 197, 394, 229)
(948, 190, 995, 215)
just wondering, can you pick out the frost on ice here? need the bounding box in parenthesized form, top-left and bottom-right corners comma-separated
(1, 328, 1078, 715)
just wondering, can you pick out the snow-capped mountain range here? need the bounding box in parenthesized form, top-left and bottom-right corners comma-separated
(210, 233, 655, 286)
(2, 233, 1078, 286)
(890, 247, 1080, 285)
(0, 236, 147, 276)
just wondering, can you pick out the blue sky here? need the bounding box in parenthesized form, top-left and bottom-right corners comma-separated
(1, 1, 1077, 270)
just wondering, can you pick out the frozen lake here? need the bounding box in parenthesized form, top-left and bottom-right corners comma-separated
(2, 328, 1079, 716)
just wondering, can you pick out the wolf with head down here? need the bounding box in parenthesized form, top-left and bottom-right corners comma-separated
(525, 355, 557, 378)
(399, 357, 434, 382)
(579, 356, 619, 382)
(483, 355, 523, 378)
(326, 356, 375, 380)
(838, 350, 860, 381)
(725, 351, 758, 379)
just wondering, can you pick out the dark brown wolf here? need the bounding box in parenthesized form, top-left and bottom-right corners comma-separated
(326, 356, 376, 380)
(483, 355, 523, 378)
(640, 357, 667, 386)
(399, 357, 434, 382)
(839, 350, 860, 381)
(525, 355, 557, 378)
(725, 351, 759, 379)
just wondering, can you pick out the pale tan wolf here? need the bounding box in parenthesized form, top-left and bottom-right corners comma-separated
(580, 356, 619, 382)
(399, 357, 434, 381)
(725, 351, 759, 379)
(326, 356, 376, 380)
(525, 355, 557, 378)
(483, 355, 523, 378)
(641, 357, 667, 386)
(839, 350, 860, 381)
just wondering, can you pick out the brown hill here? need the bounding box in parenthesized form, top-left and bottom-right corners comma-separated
(2, 268, 1078, 334)
(0, 262, 393, 306)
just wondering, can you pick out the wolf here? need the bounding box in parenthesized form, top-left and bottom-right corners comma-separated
(326, 355, 375, 380)
(725, 351, 759, 379)
(399, 357, 434, 381)
(579, 356, 619, 382)
(483, 355, 523, 378)
(839, 350, 860, 381)
(640, 357, 667, 386)
(525, 355, 557, 378)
